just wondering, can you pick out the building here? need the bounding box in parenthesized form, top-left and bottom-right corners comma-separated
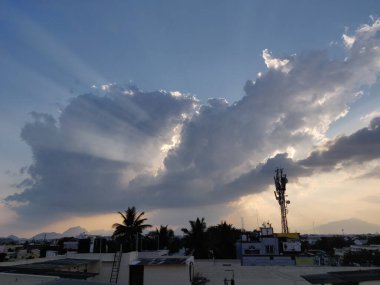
(239, 223, 305, 266)
(0, 250, 194, 285)
(2, 251, 380, 285)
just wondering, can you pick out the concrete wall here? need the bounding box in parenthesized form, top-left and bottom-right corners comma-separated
(242, 255, 295, 266)
(0, 273, 58, 285)
(144, 265, 191, 285)
(87, 252, 193, 285)
(2, 254, 378, 285)
(194, 259, 378, 285)
(67, 252, 138, 285)
(67, 252, 195, 285)
(0, 255, 63, 266)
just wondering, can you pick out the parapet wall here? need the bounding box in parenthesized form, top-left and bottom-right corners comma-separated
(194, 260, 375, 285)
(0, 273, 58, 285)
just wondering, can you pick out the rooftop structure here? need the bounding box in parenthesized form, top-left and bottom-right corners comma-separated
(0, 258, 98, 279)
(239, 224, 302, 266)
(274, 168, 290, 233)
(0, 251, 194, 285)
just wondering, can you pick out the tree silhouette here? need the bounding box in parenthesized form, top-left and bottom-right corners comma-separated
(343, 250, 380, 266)
(311, 236, 353, 256)
(148, 225, 175, 250)
(207, 221, 241, 259)
(112, 207, 151, 252)
(182, 217, 209, 259)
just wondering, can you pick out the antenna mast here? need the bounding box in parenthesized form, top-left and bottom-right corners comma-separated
(274, 168, 290, 233)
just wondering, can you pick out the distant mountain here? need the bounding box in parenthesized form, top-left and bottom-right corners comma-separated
(315, 218, 380, 234)
(31, 232, 62, 241)
(7, 235, 21, 241)
(0, 237, 15, 244)
(62, 226, 87, 237)
(0, 235, 27, 244)
(30, 226, 89, 240)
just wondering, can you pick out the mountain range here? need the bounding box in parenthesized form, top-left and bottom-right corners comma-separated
(30, 226, 88, 240)
(2, 218, 379, 241)
(1, 226, 112, 241)
(302, 218, 380, 234)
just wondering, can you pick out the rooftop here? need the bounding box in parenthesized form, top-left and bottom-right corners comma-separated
(0, 258, 98, 279)
(132, 257, 189, 266)
(301, 269, 380, 284)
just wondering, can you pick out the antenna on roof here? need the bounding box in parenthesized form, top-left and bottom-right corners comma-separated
(274, 168, 290, 233)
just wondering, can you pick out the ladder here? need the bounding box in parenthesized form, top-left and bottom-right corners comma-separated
(109, 251, 122, 283)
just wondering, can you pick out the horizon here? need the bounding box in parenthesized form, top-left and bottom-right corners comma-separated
(3, 217, 380, 240)
(1, 0, 380, 237)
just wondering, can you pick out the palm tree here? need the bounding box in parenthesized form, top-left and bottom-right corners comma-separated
(112, 207, 151, 252)
(206, 221, 241, 258)
(148, 225, 175, 250)
(181, 217, 209, 259)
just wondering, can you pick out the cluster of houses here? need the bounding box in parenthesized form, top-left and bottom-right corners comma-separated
(0, 234, 110, 262)
(0, 228, 380, 284)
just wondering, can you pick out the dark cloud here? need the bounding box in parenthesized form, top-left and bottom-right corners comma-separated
(221, 153, 312, 200)
(126, 153, 311, 209)
(299, 117, 380, 169)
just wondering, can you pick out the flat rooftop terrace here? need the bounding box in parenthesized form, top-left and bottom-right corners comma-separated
(0, 258, 98, 279)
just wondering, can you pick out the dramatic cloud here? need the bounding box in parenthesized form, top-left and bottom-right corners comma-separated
(223, 116, 380, 195)
(6, 19, 380, 226)
(300, 116, 380, 170)
(6, 88, 197, 223)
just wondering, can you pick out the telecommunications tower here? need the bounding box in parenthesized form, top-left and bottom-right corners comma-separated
(273, 168, 290, 233)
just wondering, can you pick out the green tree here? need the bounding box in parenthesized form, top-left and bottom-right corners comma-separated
(112, 207, 151, 252)
(182, 217, 209, 259)
(206, 221, 241, 259)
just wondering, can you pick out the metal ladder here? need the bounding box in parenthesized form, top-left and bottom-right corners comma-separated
(109, 251, 122, 283)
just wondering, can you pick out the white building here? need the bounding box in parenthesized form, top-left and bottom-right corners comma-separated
(0, 250, 194, 285)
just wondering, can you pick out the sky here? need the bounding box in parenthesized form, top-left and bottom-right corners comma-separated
(1, 0, 380, 237)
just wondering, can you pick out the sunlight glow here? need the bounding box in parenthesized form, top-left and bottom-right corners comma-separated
(160, 124, 182, 153)
(262, 49, 290, 71)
